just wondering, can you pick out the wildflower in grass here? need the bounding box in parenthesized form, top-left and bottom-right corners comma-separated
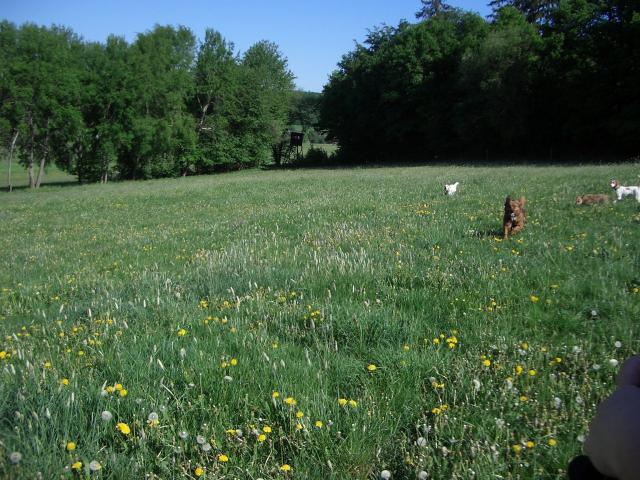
(284, 397, 297, 406)
(44, 361, 52, 369)
(526, 441, 535, 449)
(547, 438, 557, 447)
(482, 359, 491, 367)
(178, 430, 189, 439)
(512, 444, 522, 454)
(609, 359, 619, 367)
(432, 338, 440, 345)
(10, 452, 22, 464)
(553, 397, 563, 409)
(472, 379, 481, 391)
(296, 410, 304, 418)
(230, 358, 238, 366)
(403, 344, 410, 351)
(338, 398, 347, 406)
(116, 422, 131, 435)
(105, 385, 115, 394)
(202, 443, 212, 452)
(520, 395, 528, 402)
(60, 378, 70, 386)
(515, 365, 524, 375)
(528, 369, 537, 376)
(348, 399, 358, 407)
(315, 420, 323, 428)
(416, 436, 427, 447)
(89, 460, 102, 471)
(529, 295, 539, 303)
(119, 388, 128, 397)
(71, 461, 82, 470)
(431, 407, 442, 415)
(199, 299, 209, 309)
(147, 412, 159, 426)
(367, 363, 378, 372)
(194, 466, 204, 477)
(258, 434, 267, 442)
(101, 410, 113, 422)
(114, 383, 123, 391)
(295, 423, 303, 430)
(418, 471, 429, 480)
(177, 328, 187, 337)
(263, 425, 272, 433)
(380, 470, 391, 479)
(280, 464, 292, 472)
(66, 441, 76, 451)
(217, 454, 229, 462)
(272, 391, 280, 399)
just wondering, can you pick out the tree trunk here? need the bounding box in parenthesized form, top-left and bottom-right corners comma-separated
(28, 143, 35, 188)
(7, 130, 18, 192)
(35, 153, 46, 188)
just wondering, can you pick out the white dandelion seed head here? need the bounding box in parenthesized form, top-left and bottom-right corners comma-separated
(553, 397, 563, 409)
(223, 375, 233, 382)
(235, 429, 243, 437)
(159, 405, 167, 413)
(495, 418, 505, 428)
(201, 442, 212, 452)
(148, 412, 159, 422)
(89, 460, 102, 471)
(380, 470, 392, 480)
(180, 348, 186, 358)
(575, 395, 584, 405)
(178, 430, 189, 440)
(577, 434, 586, 443)
(9, 452, 22, 464)
(196, 435, 206, 445)
(614, 341, 622, 348)
(592, 364, 601, 371)
(472, 379, 481, 391)
(101, 410, 113, 422)
(418, 471, 429, 480)
(518, 349, 527, 356)
(416, 436, 427, 447)
(590, 309, 598, 317)
(609, 359, 619, 367)
(572, 346, 582, 354)
(135, 398, 143, 404)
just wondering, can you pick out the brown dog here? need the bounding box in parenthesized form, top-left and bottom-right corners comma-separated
(503, 196, 526, 239)
(576, 194, 610, 205)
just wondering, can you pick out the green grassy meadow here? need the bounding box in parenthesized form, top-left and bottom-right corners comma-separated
(1, 164, 639, 479)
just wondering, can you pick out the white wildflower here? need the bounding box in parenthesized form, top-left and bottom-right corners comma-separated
(101, 410, 113, 422)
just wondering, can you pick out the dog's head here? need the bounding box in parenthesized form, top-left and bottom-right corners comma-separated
(610, 179, 619, 189)
(576, 196, 583, 205)
(505, 196, 526, 219)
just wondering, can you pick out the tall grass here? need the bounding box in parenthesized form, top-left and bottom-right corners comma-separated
(1, 164, 639, 479)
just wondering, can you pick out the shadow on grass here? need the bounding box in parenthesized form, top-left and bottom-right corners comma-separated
(1, 179, 79, 192)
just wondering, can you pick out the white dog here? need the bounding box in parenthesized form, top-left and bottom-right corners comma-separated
(610, 179, 640, 202)
(444, 182, 460, 196)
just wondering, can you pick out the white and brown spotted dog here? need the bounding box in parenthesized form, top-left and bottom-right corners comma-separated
(610, 179, 640, 202)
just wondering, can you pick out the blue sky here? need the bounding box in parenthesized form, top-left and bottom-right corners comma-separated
(2, 0, 491, 92)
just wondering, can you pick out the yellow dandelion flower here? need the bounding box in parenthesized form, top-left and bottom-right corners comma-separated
(194, 466, 204, 477)
(66, 441, 76, 451)
(114, 383, 123, 391)
(515, 365, 523, 375)
(295, 410, 304, 418)
(314, 420, 323, 428)
(217, 454, 229, 462)
(295, 423, 303, 430)
(431, 407, 442, 415)
(116, 422, 131, 435)
(519, 395, 528, 402)
(257, 434, 267, 442)
(105, 386, 114, 394)
(71, 461, 82, 470)
(529, 295, 539, 303)
(60, 378, 70, 386)
(177, 328, 187, 337)
(367, 364, 377, 372)
(512, 444, 522, 454)
(230, 358, 238, 366)
(119, 388, 128, 397)
(338, 398, 347, 406)
(263, 425, 272, 433)
(272, 391, 280, 398)
(482, 359, 491, 367)
(284, 397, 296, 406)
(520, 342, 529, 350)
(526, 441, 535, 449)
(528, 369, 537, 376)
(403, 345, 410, 351)
(432, 338, 440, 345)
(547, 438, 557, 447)
(348, 399, 358, 408)
(280, 464, 292, 472)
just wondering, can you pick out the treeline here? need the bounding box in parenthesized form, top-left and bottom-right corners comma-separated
(320, 0, 640, 162)
(0, 22, 296, 186)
